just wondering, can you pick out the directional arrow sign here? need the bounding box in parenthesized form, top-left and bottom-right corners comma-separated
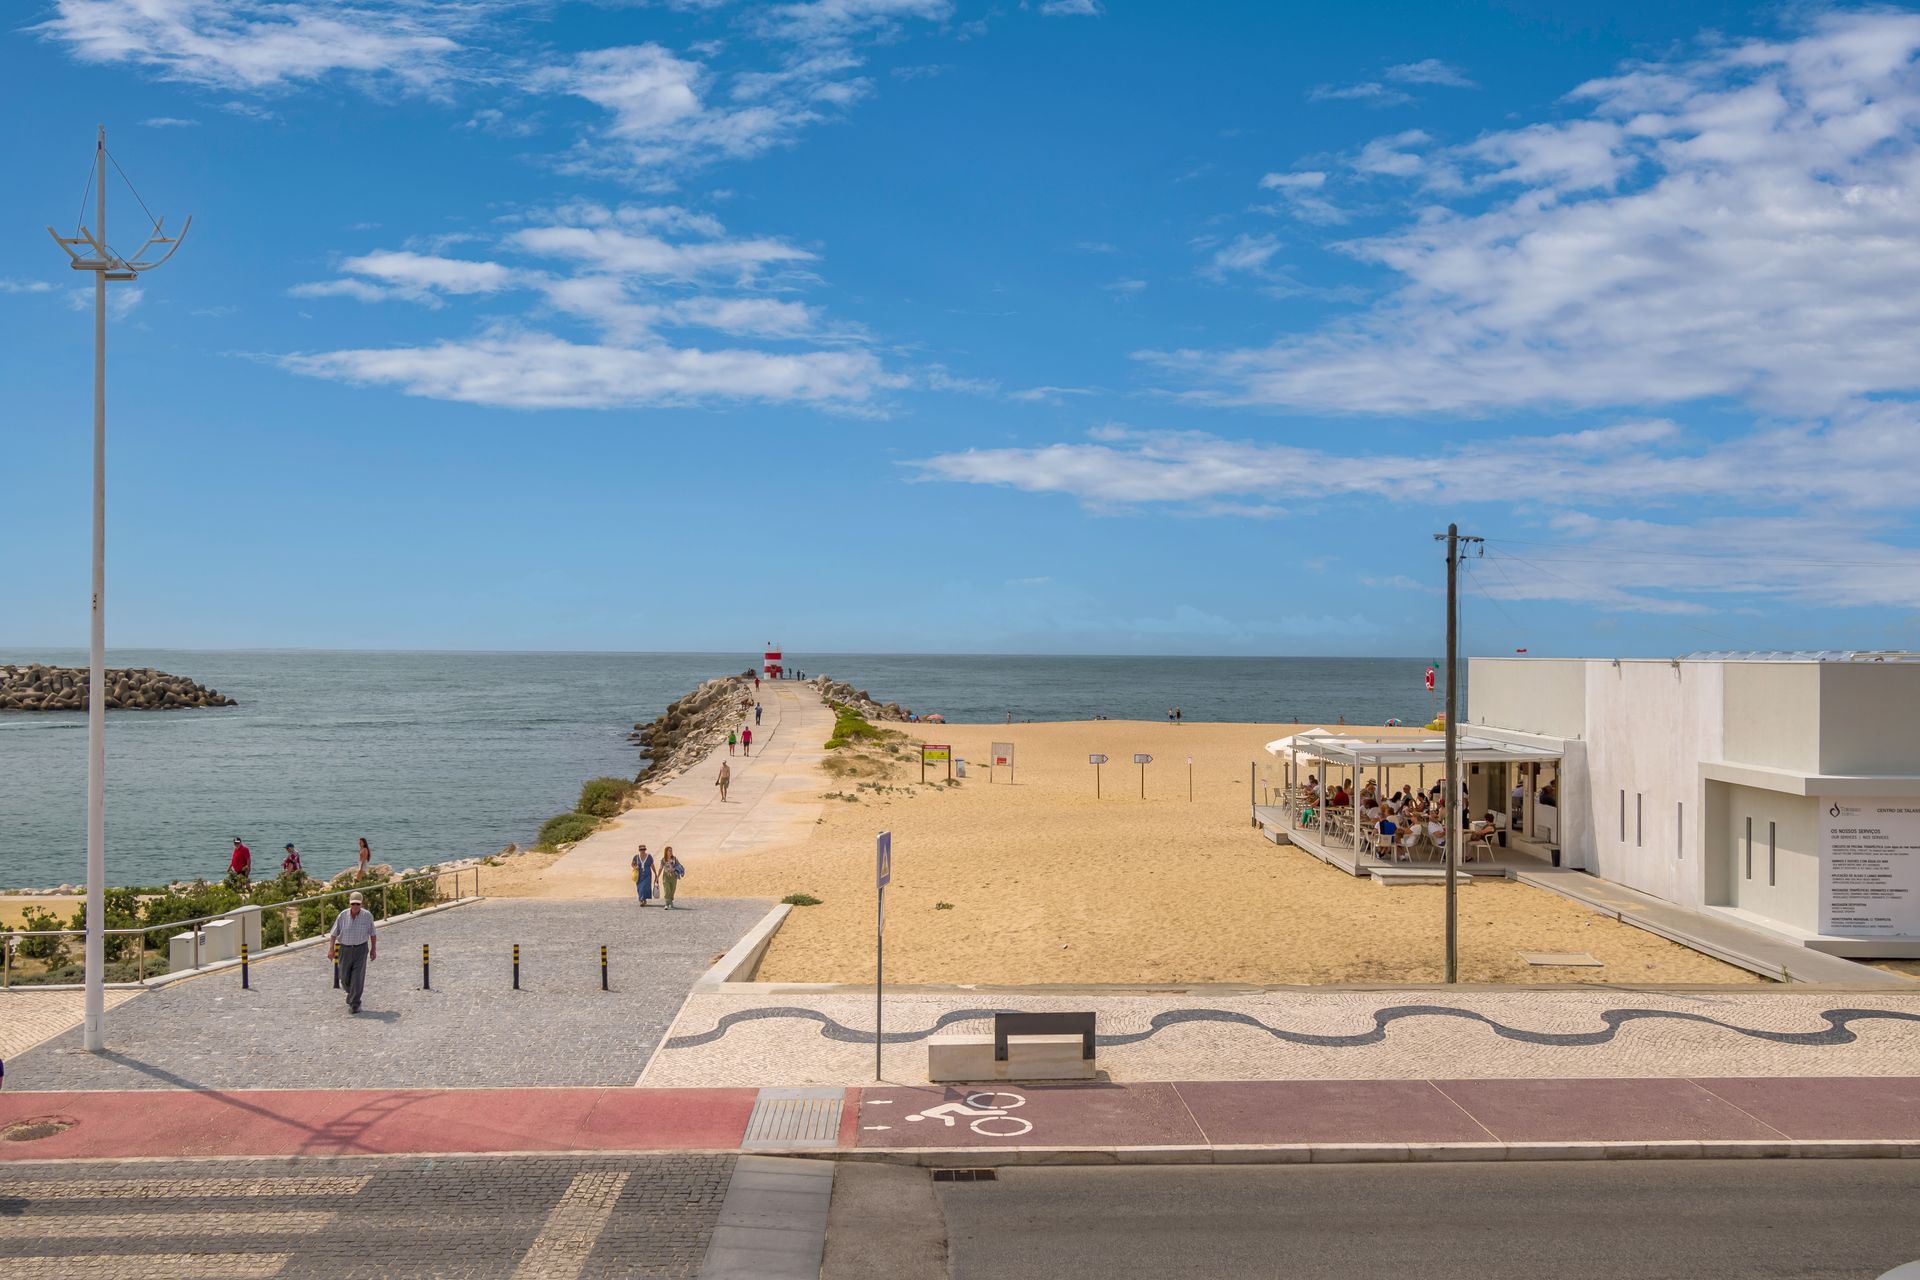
(1133, 754, 1153, 764)
(1089, 754, 1109, 765)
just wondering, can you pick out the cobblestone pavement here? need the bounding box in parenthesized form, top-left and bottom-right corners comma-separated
(0, 989, 137, 1061)
(8, 898, 770, 1091)
(641, 988, 1920, 1086)
(0, 1153, 734, 1279)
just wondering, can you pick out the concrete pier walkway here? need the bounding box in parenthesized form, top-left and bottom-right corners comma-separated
(542, 683, 834, 894)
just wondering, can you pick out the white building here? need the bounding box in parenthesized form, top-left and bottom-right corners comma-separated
(1467, 652, 1920, 959)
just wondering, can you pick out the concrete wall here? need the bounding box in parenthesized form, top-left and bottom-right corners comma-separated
(1580, 660, 1723, 906)
(1722, 662, 1821, 774)
(1467, 659, 1586, 738)
(1818, 664, 1920, 775)
(1714, 784, 1821, 933)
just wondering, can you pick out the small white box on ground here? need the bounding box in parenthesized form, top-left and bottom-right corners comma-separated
(167, 929, 202, 972)
(199, 918, 239, 963)
(227, 905, 263, 953)
(928, 1033, 1095, 1083)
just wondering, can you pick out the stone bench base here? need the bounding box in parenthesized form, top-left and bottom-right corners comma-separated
(928, 1034, 1096, 1083)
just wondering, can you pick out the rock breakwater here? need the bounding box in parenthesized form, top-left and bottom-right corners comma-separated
(628, 671, 758, 783)
(0, 663, 236, 712)
(807, 676, 913, 721)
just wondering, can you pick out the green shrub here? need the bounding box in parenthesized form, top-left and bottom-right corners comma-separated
(65, 889, 142, 961)
(824, 703, 883, 750)
(536, 811, 600, 850)
(18, 907, 67, 963)
(140, 880, 242, 931)
(577, 776, 634, 818)
(781, 893, 823, 906)
(935, 902, 954, 910)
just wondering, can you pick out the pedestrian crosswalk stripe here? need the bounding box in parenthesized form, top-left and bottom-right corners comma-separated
(509, 1170, 631, 1280)
(15, 1176, 369, 1200)
(6, 1253, 290, 1280)
(0, 1210, 335, 1239)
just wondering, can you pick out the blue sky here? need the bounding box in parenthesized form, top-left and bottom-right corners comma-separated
(5, 0, 1920, 657)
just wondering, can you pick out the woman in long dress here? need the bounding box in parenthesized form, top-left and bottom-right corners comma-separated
(632, 845, 655, 907)
(661, 848, 684, 909)
(356, 837, 372, 881)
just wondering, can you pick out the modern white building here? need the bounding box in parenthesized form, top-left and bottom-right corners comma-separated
(1467, 652, 1920, 959)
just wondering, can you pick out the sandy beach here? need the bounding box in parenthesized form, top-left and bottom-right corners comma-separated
(686, 717, 1765, 986)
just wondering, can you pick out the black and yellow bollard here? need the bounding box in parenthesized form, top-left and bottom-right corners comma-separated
(333, 950, 340, 989)
(422, 942, 431, 990)
(512, 943, 521, 990)
(241, 942, 250, 990)
(600, 944, 609, 991)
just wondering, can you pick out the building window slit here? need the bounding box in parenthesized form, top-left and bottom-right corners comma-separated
(1676, 802, 1684, 859)
(1745, 817, 1753, 879)
(1620, 790, 1627, 842)
(1636, 793, 1643, 848)
(1768, 820, 1777, 887)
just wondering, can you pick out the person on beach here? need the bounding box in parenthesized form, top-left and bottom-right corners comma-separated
(727, 728, 738, 756)
(755, 702, 762, 725)
(741, 726, 752, 756)
(660, 848, 684, 908)
(229, 837, 251, 885)
(356, 837, 372, 881)
(632, 844, 655, 906)
(281, 843, 303, 878)
(327, 891, 377, 1015)
(716, 761, 731, 802)
(1175, 707, 1183, 724)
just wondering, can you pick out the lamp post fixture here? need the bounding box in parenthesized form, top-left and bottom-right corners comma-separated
(47, 126, 190, 1051)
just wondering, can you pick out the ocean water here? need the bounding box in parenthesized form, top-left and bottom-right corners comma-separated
(0, 650, 1438, 889)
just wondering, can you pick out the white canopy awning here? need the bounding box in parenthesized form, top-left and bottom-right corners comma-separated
(1266, 733, 1559, 767)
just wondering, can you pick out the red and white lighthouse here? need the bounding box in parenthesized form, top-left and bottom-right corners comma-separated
(763, 646, 784, 680)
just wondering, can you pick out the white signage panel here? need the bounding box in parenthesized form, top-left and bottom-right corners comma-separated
(1819, 799, 1920, 937)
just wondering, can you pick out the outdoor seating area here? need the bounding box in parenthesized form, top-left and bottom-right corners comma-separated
(1259, 729, 1563, 880)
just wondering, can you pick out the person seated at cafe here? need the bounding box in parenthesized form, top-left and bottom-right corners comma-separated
(1374, 812, 1398, 858)
(1539, 780, 1557, 807)
(1329, 783, 1351, 808)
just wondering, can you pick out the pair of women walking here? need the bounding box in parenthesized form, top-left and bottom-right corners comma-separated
(630, 844, 684, 908)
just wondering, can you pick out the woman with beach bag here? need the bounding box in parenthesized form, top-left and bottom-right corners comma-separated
(661, 848, 685, 909)
(631, 844, 655, 908)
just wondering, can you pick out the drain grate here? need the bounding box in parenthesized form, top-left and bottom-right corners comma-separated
(932, 1169, 998, 1182)
(741, 1087, 844, 1149)
(3, 1116, 77, 1143)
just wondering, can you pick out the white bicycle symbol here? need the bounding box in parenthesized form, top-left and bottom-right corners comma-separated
(904, 1091, 1032, 1138)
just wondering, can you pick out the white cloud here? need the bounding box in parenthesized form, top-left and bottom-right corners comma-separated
(67, 285, 144, 318)
(1163, 12, 1920, 416)
(1038, 0, 1102, 15)
(35, 0, 462, 91)
(1308, 81, 1411, 108)
(1007, 575, 1052, 587)
(140, 115, 199, 127)
(282, 334, 893, 409)
(510, 225, 814, 283)
(756, 0, 952, 47)
(1255, 169, 1346, 224)
(1385, 58, 1475, 88)
(0, 279, 55, 294)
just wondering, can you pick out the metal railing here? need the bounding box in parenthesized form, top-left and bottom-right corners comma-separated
(2, 865, 479, 989)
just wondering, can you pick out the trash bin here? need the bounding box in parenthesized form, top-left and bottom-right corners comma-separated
(1550, 846, 1562, 868)
(955, 758, 968, 778)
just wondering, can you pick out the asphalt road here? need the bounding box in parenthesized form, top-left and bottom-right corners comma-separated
(929, 1162, 1920, 1280)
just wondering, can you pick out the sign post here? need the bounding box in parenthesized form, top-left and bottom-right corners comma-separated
(1089, 753, 1108, 798)
(991, 741, 1014, 785)
(921, 744, 952, 783)
(1133, 753, 1153, 799)
(875, 830, 891, 1081)
(1187, 755, 1194, 802)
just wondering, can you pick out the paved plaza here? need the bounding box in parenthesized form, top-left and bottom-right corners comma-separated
(641, 988, 1920, 1087)
(6, 897, 771, 1091)
(0, 1154, 734, 1279)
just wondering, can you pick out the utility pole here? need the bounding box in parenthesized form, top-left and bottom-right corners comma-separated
(1432, 523, 1482, 984)
(48, 128, 190, 1051)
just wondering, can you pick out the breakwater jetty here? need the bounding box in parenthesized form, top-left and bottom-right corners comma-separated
(630, 672, 758, 783)
(806, 675, 913, 722)
(0, 663, 236, 712)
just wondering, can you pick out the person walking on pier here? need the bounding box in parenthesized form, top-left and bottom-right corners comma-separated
(327, 891, 378, 1015)
(741, 725, 753, 757)
(754, 702, 762, 725)
(727, 728, 738, 756)
(632, 844, 655, 907)
(661, 848, 684, 909)
(716, 760, 732, 802)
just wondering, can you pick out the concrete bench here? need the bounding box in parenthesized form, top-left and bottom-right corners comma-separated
(928, 1011, 1098, 1083)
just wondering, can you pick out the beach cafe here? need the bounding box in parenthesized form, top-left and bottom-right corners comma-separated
(1257, 728, 1564, 879)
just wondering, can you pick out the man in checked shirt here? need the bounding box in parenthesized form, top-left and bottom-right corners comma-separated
(327, 891, 378, 1014)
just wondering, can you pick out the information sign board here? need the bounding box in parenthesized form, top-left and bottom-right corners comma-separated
(1819, 799, 1920, 937)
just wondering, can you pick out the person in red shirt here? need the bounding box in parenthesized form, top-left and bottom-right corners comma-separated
(741, 726, 752, 757)
(229, 837, 251, 884)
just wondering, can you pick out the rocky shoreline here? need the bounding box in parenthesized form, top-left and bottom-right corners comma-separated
(805, 675, 913, 722)
(627, 671, 760, 784)
(0, 663, 236, 712)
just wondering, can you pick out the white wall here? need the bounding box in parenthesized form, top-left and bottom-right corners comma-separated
(1580, 660, 1723, 907)
(1723, 662, 1821, 774)
(1468, 659, 1586, 738)
(1819, 664, 1920, 775)
(1716, 784, 1820, 933)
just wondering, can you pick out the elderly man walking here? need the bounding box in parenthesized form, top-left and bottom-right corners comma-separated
(327, 891, 378, 1015)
